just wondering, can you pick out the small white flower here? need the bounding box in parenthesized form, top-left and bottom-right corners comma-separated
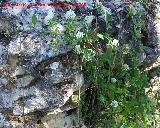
(111, 39, 119, 47)
(56, 24, 64, 32)
(50, 23, 64, 33)
(76, 31, 84, 39)
(111, 78, 117, 83)
(125, 81, 131, 87)
(152, 86, 159, 92)
(65, 9, 76, 19)
(123, 64, 130, 71)
(75, 45, 81, 49)
(111, 100, 118, 108)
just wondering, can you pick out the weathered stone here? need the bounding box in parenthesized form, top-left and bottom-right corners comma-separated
(147, 0, 160, 48)
(0, 14, 16, 33)
(143, 47, 160, 64)
(42, 112, 87, 128)
(0, 44, 8, 64)
(0, 30, 84, 127)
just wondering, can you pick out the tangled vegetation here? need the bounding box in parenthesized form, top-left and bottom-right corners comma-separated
(29, 1, 159, 127)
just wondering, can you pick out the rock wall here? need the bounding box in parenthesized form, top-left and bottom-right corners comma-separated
(0, 32, 85, 127)
(0, 0, 87, 127)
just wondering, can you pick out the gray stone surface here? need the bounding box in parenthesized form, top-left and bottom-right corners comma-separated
(0, 44, 8, 64)
(0, 32, 84, 127)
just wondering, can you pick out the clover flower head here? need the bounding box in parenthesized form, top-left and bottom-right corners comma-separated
(50, 23, 64, 33)
(111, 100, 118, 108)
(123, 64, 130, 70)
(76, 31, 84, 39)
(125, 81, 131, 87)
(111, 39, 119, 47)
(111, 78, 117, 83)
(56, 23, 64, 31)
(65, 9, 76, 19)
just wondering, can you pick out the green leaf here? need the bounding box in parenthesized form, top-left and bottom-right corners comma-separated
(97, 33, 104, 40)
(32, 14, 37, 26)
(82, 49, 95, 61)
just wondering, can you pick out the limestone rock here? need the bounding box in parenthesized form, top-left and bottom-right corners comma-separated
(0, 31, 84, 127)
(0, 44, 8, 64)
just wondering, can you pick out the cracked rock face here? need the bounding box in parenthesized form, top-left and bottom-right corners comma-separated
(0, 32, 84, 127)
(0, 0, 88, 127)
(0, 44, 8, 64)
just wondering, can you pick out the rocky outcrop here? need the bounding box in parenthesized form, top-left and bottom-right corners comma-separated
(0, 0, 159, 127)
(0, 0, 88, 127)
(0, 31, 85, 127)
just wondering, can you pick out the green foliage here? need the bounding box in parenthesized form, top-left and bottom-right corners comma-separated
(44, 2, 158, 127)
(29, 14, 38, 28)
(136, 0, 149, 5)
(127, 5, 137, 17)
(31, 14, 38, 26)
(1, 31, 13, 38)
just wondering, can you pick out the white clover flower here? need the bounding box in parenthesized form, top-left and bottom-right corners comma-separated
(123, 64, 130, 71)
(50, 23, 64, 33)
(152, 85, 159, 92)
(125, 81, 131, 87)
(111, 78, 117, 83)
(76, 31, 84, 39)
(65, 9, 76, 19)
(111, 39, 119, 47)
(56, 24, 64, 32)
(111, 100, 118, 108)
